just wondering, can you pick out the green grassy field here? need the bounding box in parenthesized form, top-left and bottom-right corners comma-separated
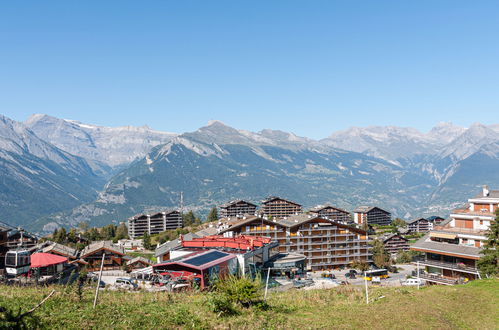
(1, 279, 498, 329)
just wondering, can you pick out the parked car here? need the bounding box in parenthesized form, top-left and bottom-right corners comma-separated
(115, 278, 138, 290)
(402, 278, 425, 286)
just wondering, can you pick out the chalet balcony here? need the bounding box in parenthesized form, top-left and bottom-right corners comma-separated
(416, 259, 479, 275)
(417, 272, 469, 285)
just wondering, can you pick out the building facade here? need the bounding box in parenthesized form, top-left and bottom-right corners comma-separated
(219, 215, 370, 271)
(407, 218, 432, 233)
(309, 205, 351, 224)
(381, 233, 410, 255)
(261, 196, 302, 219)
(219, 200, 258, 218)
(80, 241, 127, 271)
(411, 186, 498, 285)
(128, 210, 183, 239)
(353, 206, 391, 226)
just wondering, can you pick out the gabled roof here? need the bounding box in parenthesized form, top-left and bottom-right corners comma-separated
(218, 214, 367, 235)
(126, 256, 152, 266)
(42, 242, 78, 258)
(407, 218, 429, 225)
(219, 200, 257, 209)
(426, 216, 445, 222)
(353, 206, 390, 214)
(261, 196, 301, 207)
(80, 241, 125, 258)
(309, 204, 349, 214)
(380, 233, 408, 242)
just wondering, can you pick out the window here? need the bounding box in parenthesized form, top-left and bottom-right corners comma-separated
(479, 220, 483, 225)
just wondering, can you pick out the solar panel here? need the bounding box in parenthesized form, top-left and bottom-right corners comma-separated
(183, 251, 229, 267)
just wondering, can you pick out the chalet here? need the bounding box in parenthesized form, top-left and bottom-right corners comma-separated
(126, 257, 152, 271)
(6, 229, 38, 249)
(219, 200, 258, 218)
(218, 214, 370, 271)
(42, 242, 79, 260)
(261, 196, 302, 219)
(128, 210, 183, 239)
(309, 205, 351, 224)
(426, 216, 445, 226)
(380, 233, 409, 255)
(353, 206, 391, 226)
(411, 186, 498, 285)
(80, 241, 127, 271)
(407, 218, 432, 233)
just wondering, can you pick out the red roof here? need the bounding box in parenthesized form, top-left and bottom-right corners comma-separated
(31, 252, 68, 268)
(181, 235, 271, 250)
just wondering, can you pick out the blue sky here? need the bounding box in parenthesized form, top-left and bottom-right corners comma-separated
(1, 1, 498, 139)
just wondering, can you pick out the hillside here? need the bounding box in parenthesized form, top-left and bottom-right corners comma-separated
(1, 279, 497, 329)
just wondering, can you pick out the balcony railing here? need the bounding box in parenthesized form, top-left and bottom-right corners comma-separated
(416, 259, 479, 274)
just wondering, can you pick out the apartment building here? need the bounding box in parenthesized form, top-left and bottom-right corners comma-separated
(128, 210, 183, 239)
(353, 206, 391, 226)
(411, 186, 497, 285)
(309, 205, 351, 224)
(219, 200, 258, 218)
(407, 218, 432, 233)
(380, 233, 410, 255)
(218, 214, 370, 271)
(261, 196, 302, 219)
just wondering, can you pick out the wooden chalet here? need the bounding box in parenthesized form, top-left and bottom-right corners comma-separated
(42, 242, 79, 260)
(261, 196, 302, 219)
(380, 233, 409, 255)
(80, 241, 126, 271)
(126, 257, 152, 271)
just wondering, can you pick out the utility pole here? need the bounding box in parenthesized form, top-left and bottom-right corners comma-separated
(264, 267, 271, 300)
(93, 253, 106, 309)
(364, 271, 369, 304)
(417, 260, 420, 290)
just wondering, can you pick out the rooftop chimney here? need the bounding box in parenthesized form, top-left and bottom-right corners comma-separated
(483, 185, 490, 197)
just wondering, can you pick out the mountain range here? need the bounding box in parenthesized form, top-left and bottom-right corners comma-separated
(1, 113, 498, 234)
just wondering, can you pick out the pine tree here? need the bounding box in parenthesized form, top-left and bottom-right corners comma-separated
(142, 232, 152, 250)
(207, 207, 218, 223)
(183, 211, 196, 227)
(477, 209, 499, 276)
(114, 223, 129, 241)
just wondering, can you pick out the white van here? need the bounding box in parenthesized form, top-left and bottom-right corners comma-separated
(402, 278, 425, 286)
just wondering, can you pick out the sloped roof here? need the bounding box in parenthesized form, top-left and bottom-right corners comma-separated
(126, 256, 152, 266)
(380, 233, 408, 242)
(261, 196, 301, 207)
(42, 242, 78, 258)
(309, 204, 349, 214)
(353, 206, 390, 214)
(407, 218, 429, 225)
(219, 200, 257, 209)
(80, 241, 125, 258)
(473, 189, 499, 199)
(31, 252, 68, 268)
(411, 234, 482, 259)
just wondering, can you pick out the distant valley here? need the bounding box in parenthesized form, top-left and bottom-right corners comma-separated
(1, 113, 498, 234)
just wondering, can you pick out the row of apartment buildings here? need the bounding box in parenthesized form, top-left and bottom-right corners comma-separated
(127, 196, 392, 239)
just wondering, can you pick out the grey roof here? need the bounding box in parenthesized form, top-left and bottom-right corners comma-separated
(380, 233, 408, 242)
(309, 204, 349, 214)
(474, 189, 499, 199)
(219, 200, 257, 209)
(261, 196, 301, 206)
(411, 234, 482, 258)
(80, 241, 125, 258)
(353, 206, 390, 214)
(126, 256, 152, 266)
(42, 242, 78, 258)
(407, 218, 428, 225)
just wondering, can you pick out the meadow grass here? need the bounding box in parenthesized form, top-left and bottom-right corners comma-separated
(1, 279, 497, 329)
